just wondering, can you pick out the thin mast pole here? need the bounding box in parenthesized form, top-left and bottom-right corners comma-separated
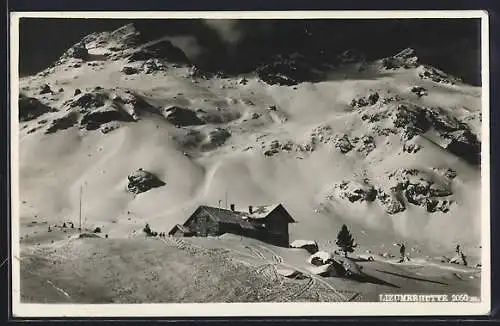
(79, 184, 82, 231)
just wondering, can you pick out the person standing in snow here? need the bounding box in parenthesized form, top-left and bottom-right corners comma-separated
(394, 242, 406, 263)
(450, 244, 468, 266)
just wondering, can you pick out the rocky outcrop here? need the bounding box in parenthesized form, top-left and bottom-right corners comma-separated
(334, 134, 354, 154)
(201, 128, 231, 151)
(376, 188, 406, 214)
(105, 23, 142, 49)
(122, 66, 139, 75)
(127, 168, 165, 194)
(432, 167, 457, 180)
(161, 106, 205, 126)
(263, 139, 296, 157)
(417, 65, 461, 85)
(127, 40, 190, 65)
(63, 42, 89, 61)
(443, 130, 481, 165)
(188, 66, 214, 80)
(410, 86, 428, 97)
(387, 168, 454, 213)
(69, 92, 107, 110)
(330, 168, 455, 214)
(333, 133, 376, 156)
(402, 138, 422, 154)
(391, 104, 432, 139)
(100, 121, 121, 134)
(335, 181, 377, 203)
(256, 53, 325, 86)
(142, 58, 166, 74)
(382, 48, 419, 70)
(19, 95, 56, 122)
(350, 91, 380, 108)
(61, 89, 147, 131)
(356, 135, 376, 155)
(39, 84, 53, 95)
(45, 112, 79, 134)
(81, 109, 131, 130)
(386, 103, 480, 164)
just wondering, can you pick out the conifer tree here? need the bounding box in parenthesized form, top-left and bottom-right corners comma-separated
(336, 224, 357, 257)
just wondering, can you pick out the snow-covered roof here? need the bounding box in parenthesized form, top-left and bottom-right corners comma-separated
(248, 204, 281, 219)
(290, 239, 318, 248)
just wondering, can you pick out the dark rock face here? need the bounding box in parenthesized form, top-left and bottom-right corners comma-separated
(418, 66, 460, 85)
(63, 42, 89, 61)
(100, 121, 121, 134)
(410, 86, 427, 97)
(336, 181, 377, 203)
(81, 110, 130, 130)
(333, 133, 375, 156)
(63, 89, 146, 131)
(162, 106, 205, 126)
(127, 39, 190, 65)
(356, 135, 376, 155)
(382, 48, 419, 70)
(45, 112, 79, 134)
(333, 168, 455, 214)
(334, 135, 354, 154)
(70, 92, 107, 109)
(19, 95, 55, 122)
(376, 188, 406, 214)
(350, 91, 380, 108)
(127, 168, 165, 194)
(256, 54, 324, 86)
(122, 66, 139, 75)
(188, 66, 214, 80)
(360, 102, 481, 164)
(39, 84, 53, 95)
(402, 139, 422, 154)
(444, 130, 481, 165)
(141, 59, 166, 74)
(201, 128, 231, 151)
(425, 108, 480, 165)
(387, 168, 454, 213)
(391, 105, 432, 139)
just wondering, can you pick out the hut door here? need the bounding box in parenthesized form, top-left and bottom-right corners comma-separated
(198, 215, 208, 237)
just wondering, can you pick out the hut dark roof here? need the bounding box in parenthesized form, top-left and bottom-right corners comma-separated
(195, 204, 295, 227)
(199, 206, 257, 230)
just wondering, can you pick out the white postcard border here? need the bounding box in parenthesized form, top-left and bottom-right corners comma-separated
(9, 10, 491, 317)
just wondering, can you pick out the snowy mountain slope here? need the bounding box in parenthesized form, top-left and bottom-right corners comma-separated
(17, 23, 482, 258)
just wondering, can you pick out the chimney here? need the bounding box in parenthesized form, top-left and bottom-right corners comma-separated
(230, 204, 235, 212)
(248, 206, 253, 214)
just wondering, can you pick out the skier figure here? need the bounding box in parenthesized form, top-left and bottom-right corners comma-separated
(451, 244, 468, 266)
(394, 242, 406, 263)
(399, 243, 406, 262)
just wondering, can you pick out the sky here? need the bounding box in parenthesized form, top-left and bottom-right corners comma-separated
(17, 18, 482, 85)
